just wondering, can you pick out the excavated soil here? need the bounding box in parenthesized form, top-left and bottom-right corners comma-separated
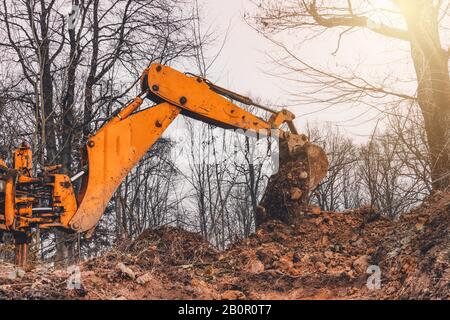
(0, 191, 449, 300)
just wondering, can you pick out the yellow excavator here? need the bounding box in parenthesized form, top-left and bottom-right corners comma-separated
(0, 63, 328, 266)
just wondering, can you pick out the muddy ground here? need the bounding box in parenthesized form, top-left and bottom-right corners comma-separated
(0, 191, 448, 300)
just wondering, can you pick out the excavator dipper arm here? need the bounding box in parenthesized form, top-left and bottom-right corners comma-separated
(65, 102, 181, 232)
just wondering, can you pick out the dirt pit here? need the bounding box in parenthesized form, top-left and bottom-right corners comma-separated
(0, 191, 448, 300)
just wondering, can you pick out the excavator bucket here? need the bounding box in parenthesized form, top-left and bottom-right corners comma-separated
(279, 132, 328, 192)
(256, 133, 328, 227)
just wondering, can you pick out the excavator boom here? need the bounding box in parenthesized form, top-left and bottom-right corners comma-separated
(0, 63, 328, 266)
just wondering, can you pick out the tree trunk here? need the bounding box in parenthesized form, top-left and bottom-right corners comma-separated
(35, 2, 74, 266)
(84, 0, 99, 138)
(399, 1, 450, 190)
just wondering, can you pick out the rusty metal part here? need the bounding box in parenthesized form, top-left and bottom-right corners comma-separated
(279, 133, 328, 191)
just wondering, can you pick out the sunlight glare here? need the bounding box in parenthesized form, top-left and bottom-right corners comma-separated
(365, 0, 406, 30)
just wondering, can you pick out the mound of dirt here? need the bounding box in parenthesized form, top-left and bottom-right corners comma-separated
(217, 190, 449, 299)
(0, 191, 448, 300)
(119, 225, 217, 267)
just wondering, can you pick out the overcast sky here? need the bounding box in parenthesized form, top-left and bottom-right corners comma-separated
(196, 0, 417, 142)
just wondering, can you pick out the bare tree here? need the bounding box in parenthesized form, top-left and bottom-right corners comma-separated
(308, 124, 360, 211)
(308, 120, 430, 217)
(387, 104, 432, 194)
(358, 129, 428, 218)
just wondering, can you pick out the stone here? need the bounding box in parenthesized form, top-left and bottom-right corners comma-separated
(278, 253, 294, 270)
(136, 273, 153, 285)
(315, 261, 327, 273)
(299, 171, 308, 179)
(8, 268, 26, 280)
(320, 235, 331, 247)
(116, 262, 136, 280)
(290, 187, 303, 200)
(246, 259, 265, 274)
